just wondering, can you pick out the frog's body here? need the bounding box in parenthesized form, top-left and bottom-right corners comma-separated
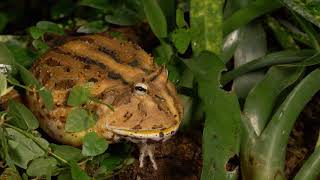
(26, 34, 183, 168)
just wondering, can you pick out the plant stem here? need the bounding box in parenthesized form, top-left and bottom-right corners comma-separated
(89, 97, 114, 111)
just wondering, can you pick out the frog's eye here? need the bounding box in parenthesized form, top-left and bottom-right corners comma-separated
(134, 83, 148, 95)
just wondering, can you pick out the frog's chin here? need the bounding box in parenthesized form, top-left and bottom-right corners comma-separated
(106, 125, 179, 143)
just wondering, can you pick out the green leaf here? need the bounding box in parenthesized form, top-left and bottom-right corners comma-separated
(16, 64, 53, 110)
(242, 68, 320, 179)
(39, 89, 54, 111)
(101, 155, 123, 171)
(0, 43, 16, 74)
(7, 128, 48, 169)
(244, 66, 304, 136)
(153, 42, 173, 65)
(233, 23, 267, 99)
(26, 157, 58, 177)
(281, 0, 320, 29)
(0, 73, 13, 97)
(7, 100, 39, 130)
(0, 73, 6, 95)
(70, 161, 90, 180)
(190, 0, 224, 55)
(67, 85, 91, 106)
(16, 63, 41, 88)
(184, 51, 241, 179)
(0, 12, 8, 33)
(65, 108, 95, 132)
(32, 39, 49, 55)
(0, 168, 21, 180)
(36, 21, 64, 35)
(51, 144, 84, 162)
(142, 0, 168, 38)
(221, 29, 241, 63)
(176, 8, 187, 28)
(294, 145, 320, 179)
(57, 171, 72, 180)
(292, 12, 320, 50)
(158, 0, 176, 30)
(104, 5, 144, 26)
(82, 132, 108, 156)
(51, 0, 75, 19)
(29, 26, 45, 40)
(286, 51, 320, 66)
(77, 20, 108, 34)
(78, 0, 110, 11)
(221, 49, 316, 85)
(6, 41, 37, 68)
(223, 0, 282, 36)
(266, 16, 299, 50)
(171, 28, 191, 54)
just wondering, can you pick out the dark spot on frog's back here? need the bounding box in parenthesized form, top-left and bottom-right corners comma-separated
(64, 66, 71, 72)
(44, 58, 62, 66)
(88, 77, 98, 83)
(83, 64, 91, 69)
(108, 72, 121, 80)
(98, 46, 122, 63)
(55, 79, 75, 89)
(128, 59, 139, 67)
(53, 48, 107, 70)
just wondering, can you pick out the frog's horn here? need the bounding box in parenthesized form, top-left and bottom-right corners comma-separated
(146, 66, 168, 83)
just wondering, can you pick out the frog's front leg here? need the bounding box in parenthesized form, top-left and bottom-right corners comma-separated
(138, 143, 158, 170)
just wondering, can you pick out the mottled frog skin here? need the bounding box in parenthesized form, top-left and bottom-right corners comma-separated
(27, 34, 183, 147)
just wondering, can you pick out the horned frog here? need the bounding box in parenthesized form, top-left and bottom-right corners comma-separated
(26, 33, 183, 169)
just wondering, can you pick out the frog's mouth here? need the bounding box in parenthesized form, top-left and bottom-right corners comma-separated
(106, 123, 180, 142)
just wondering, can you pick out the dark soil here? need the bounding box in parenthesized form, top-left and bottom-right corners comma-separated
(111, 130, 203, 180)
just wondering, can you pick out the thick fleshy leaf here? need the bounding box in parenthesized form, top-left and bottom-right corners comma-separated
(294, 146, 320, 180)
(221, 49, 315, 85)
(190, 0, 223, 55)
(221, 29, 241, 63)
(243, 66, 303, 135)
(281, 0, 320, 29)
(266, 16, 299, 50)
(233, 23, 267, 99)
(242, 69, 320, 179)
(184, 51, 241, 179)
(223, 0, 282, 36)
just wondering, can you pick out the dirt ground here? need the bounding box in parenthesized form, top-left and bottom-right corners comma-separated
(112, 130, 203, 180)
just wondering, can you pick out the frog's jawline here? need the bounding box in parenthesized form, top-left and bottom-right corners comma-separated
(106, 125, 178, 143)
